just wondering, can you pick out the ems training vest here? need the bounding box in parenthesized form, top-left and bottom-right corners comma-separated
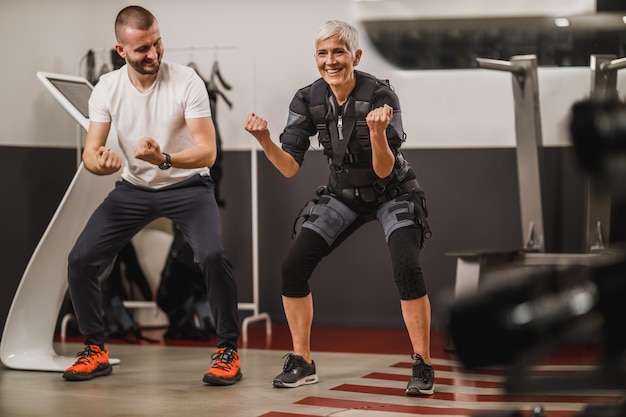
(308, 70, 410, 193)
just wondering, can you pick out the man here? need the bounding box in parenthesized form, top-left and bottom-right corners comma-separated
(63, 6, 241, 386)
(244, 20, 434, 395)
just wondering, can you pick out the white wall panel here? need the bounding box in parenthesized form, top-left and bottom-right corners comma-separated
(1, 0, 623, 152)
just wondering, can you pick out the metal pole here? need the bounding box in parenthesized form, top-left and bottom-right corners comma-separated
(477, 55, 545, 252)
(584, 54, 626, 252)
(585, 54, 614, 252)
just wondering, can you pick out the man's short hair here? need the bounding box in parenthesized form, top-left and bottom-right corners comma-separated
(115, 5, 156, 43)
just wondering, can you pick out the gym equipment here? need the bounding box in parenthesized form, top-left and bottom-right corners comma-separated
(448, 55, 603, 303)
(584, 54, 626, 252)
(0, 72, 123, 371)
(476, 55, 545, 252)
(448, 63, 626, 417)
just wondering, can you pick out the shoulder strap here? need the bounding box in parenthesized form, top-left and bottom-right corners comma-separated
(308, 78, 348, 169)
(308, 78, 328, 128)
(352, 71, 380, 119)
(352, 71, 386, 150)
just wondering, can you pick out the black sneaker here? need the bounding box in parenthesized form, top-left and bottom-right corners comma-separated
(273, 353, 319, 388)
(406, 353, 435, 396)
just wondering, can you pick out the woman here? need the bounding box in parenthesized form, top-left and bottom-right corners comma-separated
(244, 20, 434, 396)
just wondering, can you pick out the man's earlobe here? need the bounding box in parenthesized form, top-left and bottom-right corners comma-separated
(114, 44, 125, 59)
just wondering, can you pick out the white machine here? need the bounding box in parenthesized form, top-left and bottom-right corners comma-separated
(0, 72, 122, 371)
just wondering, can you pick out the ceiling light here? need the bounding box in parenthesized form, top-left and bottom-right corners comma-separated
(554, 17, 570, 27)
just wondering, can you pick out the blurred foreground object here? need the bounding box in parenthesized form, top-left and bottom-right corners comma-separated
(570, 97, 626, 200)
(448, 96, 626, 405)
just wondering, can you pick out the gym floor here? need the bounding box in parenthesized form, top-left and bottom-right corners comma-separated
(0, 325, 622, 417)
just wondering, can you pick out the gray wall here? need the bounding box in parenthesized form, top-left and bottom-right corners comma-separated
(1, 144, 590, 337)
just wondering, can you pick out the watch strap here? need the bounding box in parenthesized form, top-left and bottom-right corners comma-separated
(159, 152, 172, 170)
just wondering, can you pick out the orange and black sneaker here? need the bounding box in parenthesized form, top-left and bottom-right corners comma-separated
(62, 345, 112, 381)
(202, 347, 242, 386)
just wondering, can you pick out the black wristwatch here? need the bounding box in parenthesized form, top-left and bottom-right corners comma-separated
(159, 152, 172, 170)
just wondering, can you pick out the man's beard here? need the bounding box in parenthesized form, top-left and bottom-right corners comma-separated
(127, 52, 162, 75)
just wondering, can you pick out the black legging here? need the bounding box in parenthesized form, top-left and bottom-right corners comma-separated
(281, 224, 427, 300)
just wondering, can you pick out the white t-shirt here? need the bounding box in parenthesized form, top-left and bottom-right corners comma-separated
(89, 61, 212, 189)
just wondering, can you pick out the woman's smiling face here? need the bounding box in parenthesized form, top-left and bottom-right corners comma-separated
(315, 35, 361, 90)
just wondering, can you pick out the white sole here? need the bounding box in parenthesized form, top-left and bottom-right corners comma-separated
(406, 385, 435, 396)
(273, 374, 319, 388)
